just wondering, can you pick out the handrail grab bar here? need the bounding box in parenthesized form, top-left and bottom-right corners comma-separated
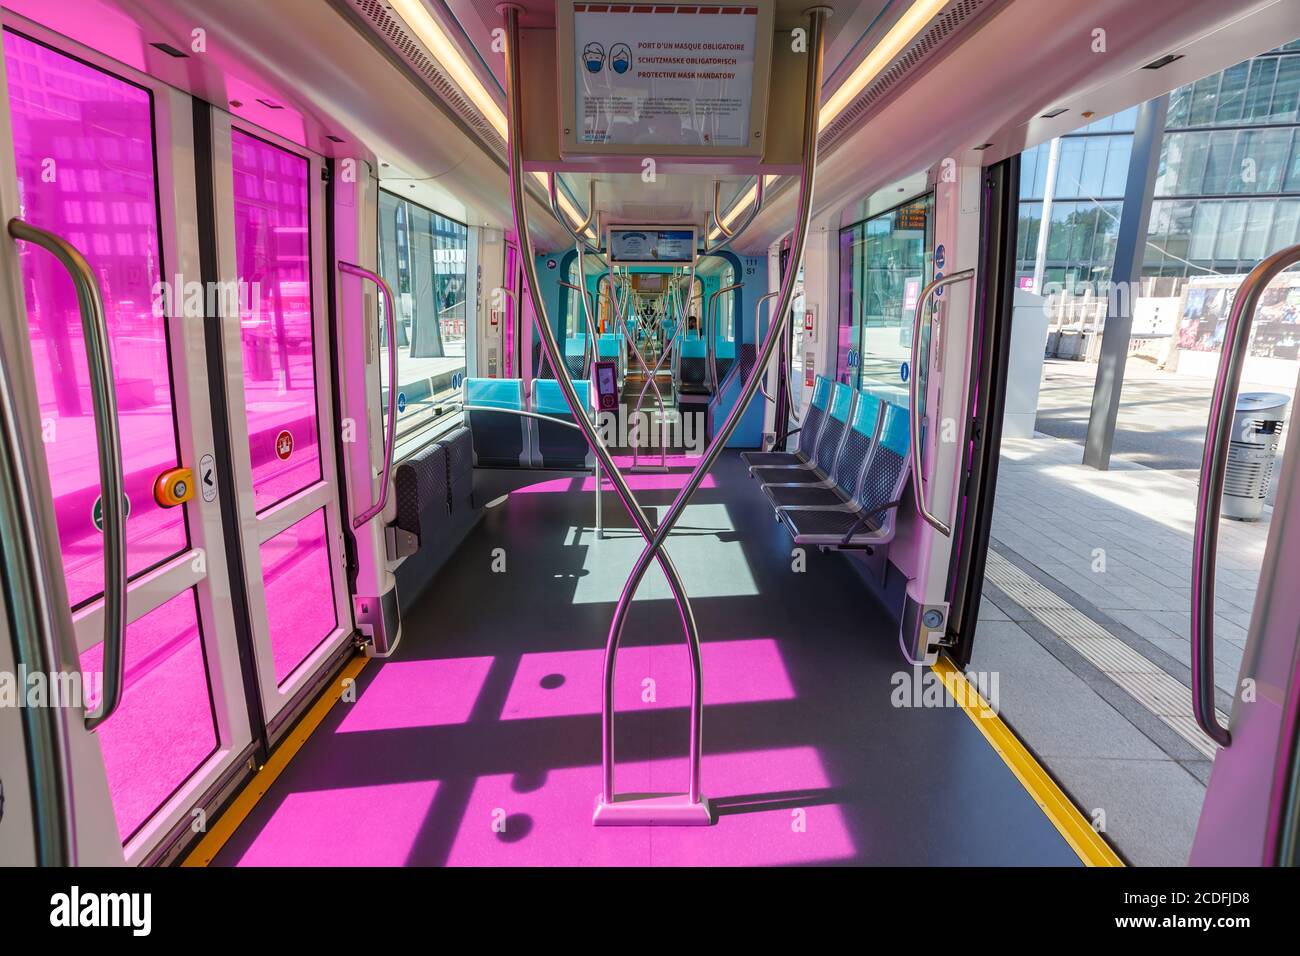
(548, 174, 599, 253)
(338, 261, 398, 529)
(1192, 242, 1300, 748)
(908, 268, 976, 537)
(704, 176, 764, 256)
(9, 218, 126, 731)
(752, 290, 779, 404)
(705, 281, 742, 392)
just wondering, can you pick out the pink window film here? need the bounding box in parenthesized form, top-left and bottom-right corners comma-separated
(260, 508, 337, 685)
(4, 30, 187, 606)
(80, 589, 218, 842)
(230, 129, 322, 511)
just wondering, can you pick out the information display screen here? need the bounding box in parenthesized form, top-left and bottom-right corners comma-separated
(609, 228, 695, 265)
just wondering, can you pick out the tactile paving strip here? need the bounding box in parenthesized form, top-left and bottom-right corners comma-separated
(985, 550, 1227, 759)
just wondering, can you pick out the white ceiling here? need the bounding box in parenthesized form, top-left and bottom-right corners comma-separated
(10, 0, 1296, 255)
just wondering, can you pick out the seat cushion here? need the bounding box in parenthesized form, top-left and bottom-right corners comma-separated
(753, 465, 827, 485)
(393, 442, 449, 534)
(765, 484, 851, 509)
(742, 450, 807, 468)
(781, 507, 883, 539)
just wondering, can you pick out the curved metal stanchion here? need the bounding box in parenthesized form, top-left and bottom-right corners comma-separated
(500, 3, 708, 822)
(549, 174, 600, 254)
(704, 175, 765, 257)
(559, 279, 598, 378)
(595, 5, 830, 821)
(705, 281, 742, 393)
(606, 262, 674, 473)
(752, 290, 780, 404)
(339, 261, 399, 529)
(1192, 242, 1300, 749)
(907, 269, 975, 537)
(631, 264, 696, 471)
(501, 2, 828, 824)
(629, 267, 696, 468)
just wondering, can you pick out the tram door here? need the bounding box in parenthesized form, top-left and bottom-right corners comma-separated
(0, 19, 350, 862)
(0, 22, 247, 861)
(205, 112, 353, 729)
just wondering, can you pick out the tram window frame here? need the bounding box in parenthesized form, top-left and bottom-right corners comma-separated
(376, 188, 470, 458)
(838, 192, 936, 402)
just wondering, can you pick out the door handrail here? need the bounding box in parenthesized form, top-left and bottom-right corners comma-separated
(908, 268, 976, 537)
(752, 291, 779, 404)
(705, 281, 742, 392)
(1192, 242, 1300, 749)
(9, 218, 126, 731)
(338, 261, 398, 528)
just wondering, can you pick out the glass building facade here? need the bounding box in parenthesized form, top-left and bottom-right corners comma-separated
(1016, 40, 1300, 293)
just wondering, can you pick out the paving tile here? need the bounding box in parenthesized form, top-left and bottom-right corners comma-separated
(970, 622, 1168, 762)
(1043, 757, 1205, 867)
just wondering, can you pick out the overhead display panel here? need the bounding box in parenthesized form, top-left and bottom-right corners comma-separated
(608, 227, 696, 265)
(557, 1, 774, 159)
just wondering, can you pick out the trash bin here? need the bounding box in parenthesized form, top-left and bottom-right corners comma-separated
(1223, 392, 1290, 521)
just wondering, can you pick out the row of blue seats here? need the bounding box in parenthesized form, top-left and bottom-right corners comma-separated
(676, 336, 736, 394)
(463, 377, 593, 471)
(562, 333, 626, 380)
(741, 375, 912, 547)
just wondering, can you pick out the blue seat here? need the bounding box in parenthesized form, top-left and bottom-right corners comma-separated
(678, 337, 710, 395)
(596, 333, 624, 382)
(563, 333, 588, 377)
(778, 402, 912, 547)
(764, 394, 882, 509)
(751, 381, 854, 485)
(713, 338, 736, 384)
(742, 375, 831, 470)
(531, 379, 593, 470)
(464, 378, 527, 467)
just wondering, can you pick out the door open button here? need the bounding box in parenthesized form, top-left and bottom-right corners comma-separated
(154, 467, 195, 508)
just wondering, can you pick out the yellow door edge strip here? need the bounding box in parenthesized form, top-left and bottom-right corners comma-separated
(181, 654, 370, 867)
(931, 656, 1125, 867)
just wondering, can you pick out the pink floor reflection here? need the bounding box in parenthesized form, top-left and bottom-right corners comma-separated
(501, 639, 794, 720)
(236, 781, 440, 867)
(445, 748, 853, 866)
(335, 657, 494, 732)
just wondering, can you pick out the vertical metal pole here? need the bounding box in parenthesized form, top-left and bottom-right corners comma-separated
(1082, 94, 1168, 469)
(594, 456, 604, 539)
(498, 4, 702, 807)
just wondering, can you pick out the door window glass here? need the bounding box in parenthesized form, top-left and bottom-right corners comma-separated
(4, 29, 187, 606)
(840, 195, 935, 405)
(231, 129, 321, 511)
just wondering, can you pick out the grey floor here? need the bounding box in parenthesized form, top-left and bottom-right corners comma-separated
(213, 452, 1082, 866)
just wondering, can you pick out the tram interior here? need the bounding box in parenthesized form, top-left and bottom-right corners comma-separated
(0, 0, 1297, 869)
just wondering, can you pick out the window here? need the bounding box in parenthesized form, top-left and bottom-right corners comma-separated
(377, 190, 469, 447)
(839, 194, 933, 403)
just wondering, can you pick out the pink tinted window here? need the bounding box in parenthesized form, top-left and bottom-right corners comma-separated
(80, 589, 217, 841)
(260, 508, 337, 684)
(4, 30, 186, 606)
(230, 129, 321, 511)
